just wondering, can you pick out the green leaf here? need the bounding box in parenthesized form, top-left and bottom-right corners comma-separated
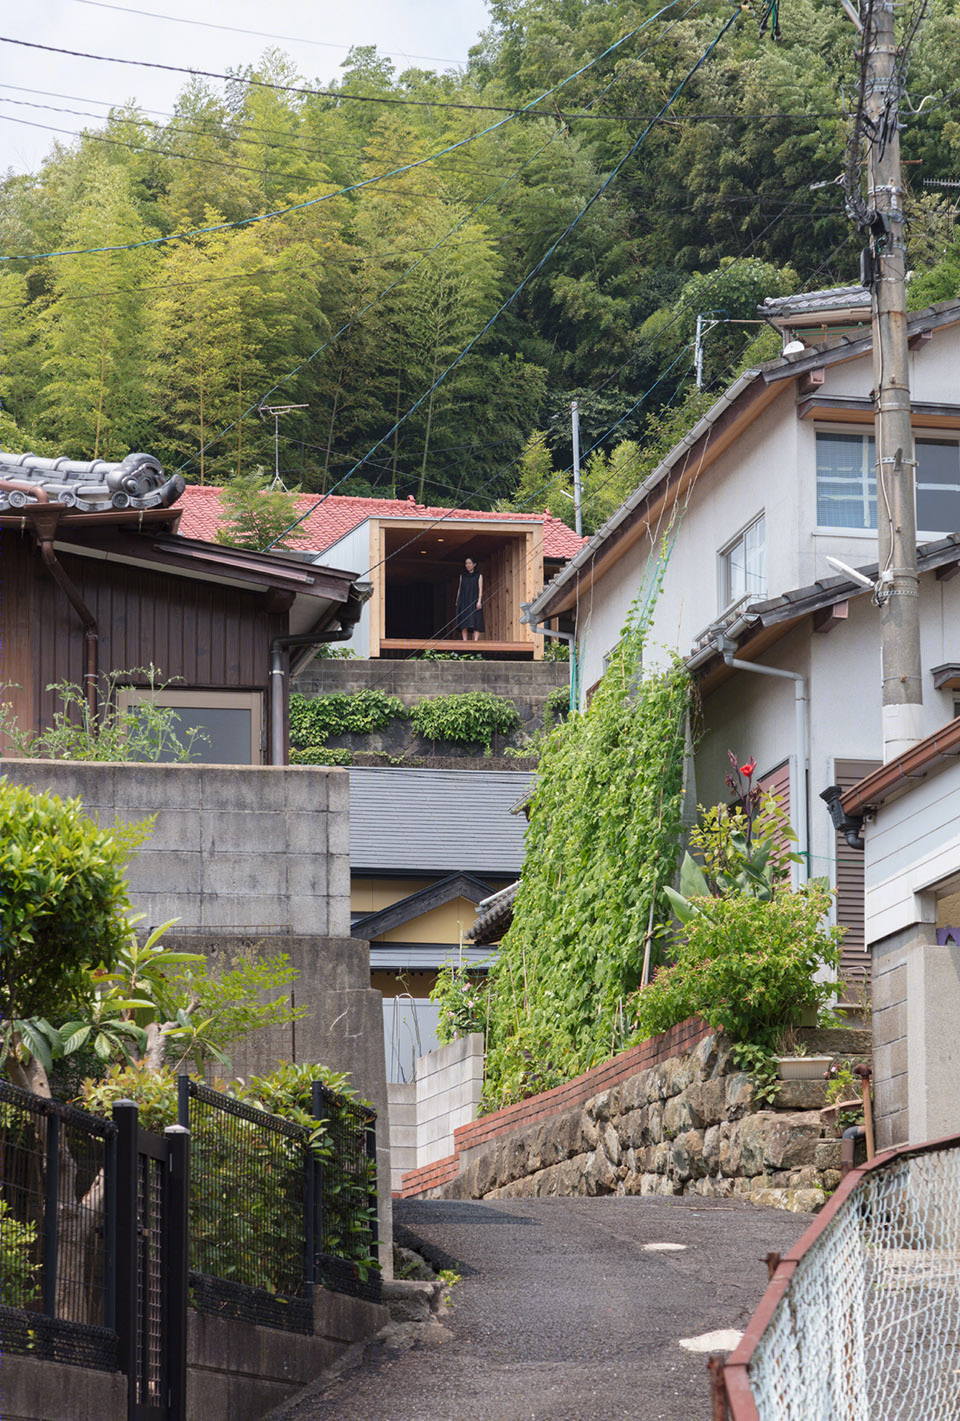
(678, 852, 710, 900)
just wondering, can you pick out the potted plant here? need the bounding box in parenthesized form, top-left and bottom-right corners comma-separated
(774, 1027, 833, 1081)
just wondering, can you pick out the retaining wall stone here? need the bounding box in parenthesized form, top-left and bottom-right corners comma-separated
(417, 1031, 867, 1214)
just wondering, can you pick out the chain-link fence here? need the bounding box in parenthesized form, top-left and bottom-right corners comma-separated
(720, 1135, 960, 1421)
(0, 1080, 120, 1370)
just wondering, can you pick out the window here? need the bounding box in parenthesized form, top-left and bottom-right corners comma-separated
(816, 432, 960, 532)
(117, 689, 263, 764)
(720, 514, 765, 608)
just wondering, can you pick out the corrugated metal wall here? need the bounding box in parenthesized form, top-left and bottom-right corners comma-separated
(834, 757, 882, 990)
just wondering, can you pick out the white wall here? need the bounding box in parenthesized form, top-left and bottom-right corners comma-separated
(385, 1034, 485, 1190)
(694, 578, 958, 905)
(864, 758, 960, 944)
(317, 523, 371, 656)
(575, 322, 960, 700)
(414, 1032, 484, 1167)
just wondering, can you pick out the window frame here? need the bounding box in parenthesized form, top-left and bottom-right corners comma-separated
(718, 511, 766, 612)
(815, 426, 960, 537)
(116, 687, 264, 764)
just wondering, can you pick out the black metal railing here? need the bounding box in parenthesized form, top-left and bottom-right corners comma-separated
(0, 1080, 120, 1371)
(1, 1072, 379, 1384)
(177, 1077, 315, 1333)
(312, 1082, 380, 1303)
(177, 1076, 380, 1327)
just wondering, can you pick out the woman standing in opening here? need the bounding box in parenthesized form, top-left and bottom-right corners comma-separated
(455, 557, 484, 642)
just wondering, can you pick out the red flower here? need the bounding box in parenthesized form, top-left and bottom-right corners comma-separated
(740, 758, 757, 777)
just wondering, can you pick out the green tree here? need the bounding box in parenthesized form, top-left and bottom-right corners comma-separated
(36, 159, 158, 457)
(0, 779, 133, 1031)
(214, 468, 305, 550)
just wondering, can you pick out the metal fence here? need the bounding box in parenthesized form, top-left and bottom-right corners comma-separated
(0, 1079, 120, 1371)
(313, 1081, 380, 1303)
(178, 1077, 316, 1333)
(177, 1076, 380, 1332)
(718, 1134, 960, 1421)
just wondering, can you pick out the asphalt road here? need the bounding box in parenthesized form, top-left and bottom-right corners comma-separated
(280, 1195, 812, 1421)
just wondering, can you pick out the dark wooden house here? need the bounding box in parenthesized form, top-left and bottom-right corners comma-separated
(2, 452, 365, 764)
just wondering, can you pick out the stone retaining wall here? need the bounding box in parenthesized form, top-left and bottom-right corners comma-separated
(293, 659, 570, 761)
(400, 1017, 711, 1197)
(403, 1026, 872, 1213)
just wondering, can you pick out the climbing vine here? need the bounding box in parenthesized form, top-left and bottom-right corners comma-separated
(483, 614, 690, 1109)
(409, 692, 520, 753)
(288, 690, 406, 760)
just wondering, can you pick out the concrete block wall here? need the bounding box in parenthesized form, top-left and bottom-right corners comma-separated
(3, 1294, 388, 1421)
(387, 1082, 417, 1193)
(414, 1033, 485, 1168)
(187, 1292, 387, 1421)
(0, 1357, 125, 1421)
(872, 934, 909, 1150)
(386, 1035, 484, 1192)
(3, 760, 391, 1268)
(2, 760, 350, 936)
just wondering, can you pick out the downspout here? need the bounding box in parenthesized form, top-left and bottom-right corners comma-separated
(533, 622, 578, 714)
(19, 499, 100, 729)
(715, 644, 809, 883)
(269, 583, 372, 765)
(270, 628, 355, 767)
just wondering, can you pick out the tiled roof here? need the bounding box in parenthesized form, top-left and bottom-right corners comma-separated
(175, 485, 585, 560)
(760, 285, 871, 317)
(349, 767, 533, 875)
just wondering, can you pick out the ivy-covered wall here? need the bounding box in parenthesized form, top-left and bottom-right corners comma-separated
(483, 618, 691, 1106)
(290, 661, 570, 766)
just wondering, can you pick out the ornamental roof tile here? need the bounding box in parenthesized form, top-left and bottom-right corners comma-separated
(175, 485, 584, 560)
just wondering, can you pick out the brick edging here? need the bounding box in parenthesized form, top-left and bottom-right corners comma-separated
(400, 1017, 710, 1198)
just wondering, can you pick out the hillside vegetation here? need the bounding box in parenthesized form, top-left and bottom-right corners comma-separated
(3, 0, 958, 516)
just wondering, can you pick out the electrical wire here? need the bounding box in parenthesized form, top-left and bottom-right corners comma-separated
(169, 0, 708, 477)
(69, 0, 467, 65)
(263, 7, 744, 554)
(0, 10, 683, 263)
(0, 33, 852, 125)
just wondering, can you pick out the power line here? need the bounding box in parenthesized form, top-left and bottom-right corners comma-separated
(1, 11, 678, 263)
(0, 33, 847, 124)
(263, 7, 744, 553)
(167, 1, 707, 477)
(69, 0, 469, 65)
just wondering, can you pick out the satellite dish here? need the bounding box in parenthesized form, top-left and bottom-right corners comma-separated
(782, 339, 806, 356)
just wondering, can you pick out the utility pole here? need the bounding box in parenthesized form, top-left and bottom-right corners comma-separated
(694, 311, 724, 388)
(571, 400, 583, 537)
(857, 0, 923, 759)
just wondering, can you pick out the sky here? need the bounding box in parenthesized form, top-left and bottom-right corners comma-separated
(1, 0, 493, 175)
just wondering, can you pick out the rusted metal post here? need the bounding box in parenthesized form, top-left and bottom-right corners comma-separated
(708, 1355, 730, 1421)
(855, 1064, 875, 1160)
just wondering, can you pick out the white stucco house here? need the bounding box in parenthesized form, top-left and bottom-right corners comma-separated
(839, 718, 960, 1148)
(525, 289, 960, 991)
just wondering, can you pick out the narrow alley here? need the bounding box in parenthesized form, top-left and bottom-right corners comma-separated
(267, 1195, 811, 1421)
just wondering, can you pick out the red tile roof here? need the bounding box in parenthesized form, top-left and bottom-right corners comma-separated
(175, 485, 586, 560)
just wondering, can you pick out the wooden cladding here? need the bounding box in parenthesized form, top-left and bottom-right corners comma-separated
(6, 533, 284, 743)
(368, 519, 544, 657)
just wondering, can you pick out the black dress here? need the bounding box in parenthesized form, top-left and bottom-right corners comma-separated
(455, 567, 484, 631)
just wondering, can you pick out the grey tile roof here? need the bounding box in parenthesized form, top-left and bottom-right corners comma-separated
(349, 767, 533, 875)
(759, 286, 872, 317)
(466, 880, 520, 944)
